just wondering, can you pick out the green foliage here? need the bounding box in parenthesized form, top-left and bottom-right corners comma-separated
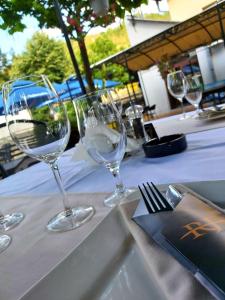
(31, 106, 50, 123)
(0, 0, 148, 36)
(10, 32, 70, 82)
(64, 101, 77, 129)
(0, 0, 147, 89)
(89, 35, 117, 62)
(0, 49, 11, 85)
(136, 11, 171, 21)
(157, 54, 175, 81)
(63, 23, 130, 84)
(88, 26, 129, 84)
(93, 63, 128, 85)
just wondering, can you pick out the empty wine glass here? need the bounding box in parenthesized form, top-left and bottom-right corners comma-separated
(185, 75, 203, 118)
(0, 210, 24, 231)
(0, 235, 11, 253)
(3, 75, 95, 232)
(167, 70, 187, 120)
(73, 89, 134, 207)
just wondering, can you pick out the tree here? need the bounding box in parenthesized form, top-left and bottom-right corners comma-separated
(0, 49, 11, 85)
(89, 35, 117, 62)
(10, 32, 70, 82)
(89, 34, 129, 84)
(0, 0, 148, 90)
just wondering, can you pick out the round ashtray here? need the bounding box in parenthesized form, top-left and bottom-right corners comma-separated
(143, 134, 187, 158)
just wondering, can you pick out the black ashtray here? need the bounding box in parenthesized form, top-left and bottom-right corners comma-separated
(143, 134, 187, 158)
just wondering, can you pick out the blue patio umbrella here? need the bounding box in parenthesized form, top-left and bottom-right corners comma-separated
(12, 79, 34, 87)
(0, 80, 36, 114)
(0, 80, 52, 114)
(11, 85, 50, 108)
(58, 88, 83, 101)
(0, 78, 121, 112)
(54, 77, 121, 101)
(64, 76, 120, 89)
(182, 65, 200, 74)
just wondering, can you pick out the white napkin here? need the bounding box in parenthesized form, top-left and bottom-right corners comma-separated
(72, 126, 140, 165)
(72, 141, 98, 165)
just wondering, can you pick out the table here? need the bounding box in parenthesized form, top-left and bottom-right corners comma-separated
(146, 110, 225, 136)
(1, 117, 225, 300)
(2, 125, 225, 196)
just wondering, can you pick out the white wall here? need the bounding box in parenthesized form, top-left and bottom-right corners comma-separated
(125, 18, 177, 112)
(211, 42, 225, 81)
(196, 43, 225, 84)
(125, 17, 177, 45)
(138, 66, 170, 114)
(196, 46, 216, 84)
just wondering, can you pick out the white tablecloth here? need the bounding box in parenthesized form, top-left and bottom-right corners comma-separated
(1, 125, 225, 196)
(1, 118, 225, 300)
(147, 111, 225, 136)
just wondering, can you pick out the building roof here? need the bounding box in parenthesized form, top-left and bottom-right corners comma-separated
(91, 0, 225, 71)
(126, 16, 177, 25)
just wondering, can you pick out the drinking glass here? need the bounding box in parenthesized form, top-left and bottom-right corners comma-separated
(73, 89, 134, 207)
(0, 235, 11, 253)
(185, 75, 203, 118)
(3, 75, 95, 232)
(167, 71, 187, 120)
(0, 210, 24, 231)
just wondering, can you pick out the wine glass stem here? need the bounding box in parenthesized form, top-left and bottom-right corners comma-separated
(179, 98, 186, 118)
(50, 162, 72, 216)
(0, 213, 5, 225)
(109, 164, 125, 194)
(196, 104, 201, 114)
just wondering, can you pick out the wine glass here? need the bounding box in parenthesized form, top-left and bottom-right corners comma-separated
(73, 89, 134, 207)
(0, 210, 24, 231)
(167, 70, 187, 120)
(2, 75, 95, 232)
(0, 235, 11, 253)
(185, 75, 203, 118)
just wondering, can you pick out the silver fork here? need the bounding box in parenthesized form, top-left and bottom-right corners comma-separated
(138, 182, 174, 214)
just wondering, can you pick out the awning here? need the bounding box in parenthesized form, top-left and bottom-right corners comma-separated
(92, 1, 225, 72)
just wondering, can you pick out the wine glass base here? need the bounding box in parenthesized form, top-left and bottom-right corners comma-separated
(191, 111, 202, 119)
(179, 114, 190, 121)
(47, 206, 95, 232)
(0, 235, 11, 253)
(0, 212, 25, 231)
(104, 188, 136, 208)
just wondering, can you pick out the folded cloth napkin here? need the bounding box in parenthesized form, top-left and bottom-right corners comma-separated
(72, 128, 140, 165)
(72, 141, 98, 166)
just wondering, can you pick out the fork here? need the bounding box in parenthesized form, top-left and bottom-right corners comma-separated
(138, 182, 174, 214)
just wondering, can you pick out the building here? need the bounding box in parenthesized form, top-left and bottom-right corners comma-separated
(168, 0, 217, 21)
(125, 15, 179, 115)
(125, 0, 225, 114)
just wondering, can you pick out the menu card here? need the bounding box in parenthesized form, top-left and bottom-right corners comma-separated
(133, 193, 225, 299)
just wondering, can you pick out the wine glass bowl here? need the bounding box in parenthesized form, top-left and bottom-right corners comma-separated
(74, 89, 134, 207)
(0, 235, 11, 253)
(3, 75, 95, 232)
(185, 75, 203, 117)
(167, 70, 187, 120)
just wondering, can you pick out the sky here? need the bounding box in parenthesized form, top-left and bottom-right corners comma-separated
(0, 0, 168, 56)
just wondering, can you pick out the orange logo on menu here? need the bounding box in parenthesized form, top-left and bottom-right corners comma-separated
(180, 212, 225, 240)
